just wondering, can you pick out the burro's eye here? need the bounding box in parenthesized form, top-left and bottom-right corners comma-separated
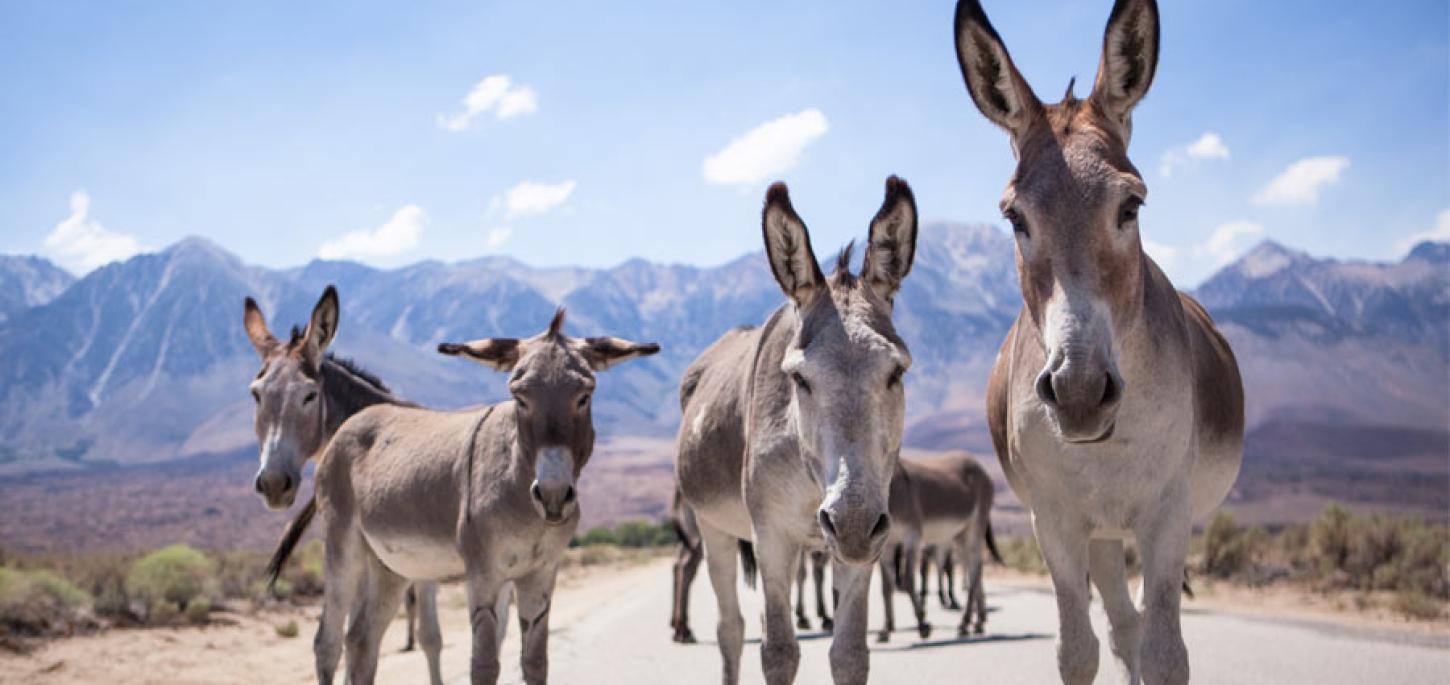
(302, 390, 317, 405)
(576, 393, 591, 411)
(790, 372, 811, 394)
(887, 365, 906, 388)
(251, 389, 261, 404)
(1118, 197, 1143, 229)
(514, 395, 530, 413)
(1004, 208, 1028, 237)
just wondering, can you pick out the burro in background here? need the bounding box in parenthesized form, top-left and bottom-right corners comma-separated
(266, 310, 658, 685)
(955, 0, 1245, 683)
(676, 176, 919, 684)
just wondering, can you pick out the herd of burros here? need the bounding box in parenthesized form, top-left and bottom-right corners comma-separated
(242, 1, 1244, 683)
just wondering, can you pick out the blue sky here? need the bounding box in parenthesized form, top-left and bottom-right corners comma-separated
(1, 0, 1446, 286)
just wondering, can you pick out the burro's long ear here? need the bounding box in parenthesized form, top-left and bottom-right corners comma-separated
(577, 336, 661, 372)
(300, 285, 340, 368)
(1090, 0, 1160, 131)
(954, 0, 1042, 141)
(438, 337, 522, 371)
(762, 182, 825, 307)
(243, 296, 279, 358)
(861, 175, 918, 302)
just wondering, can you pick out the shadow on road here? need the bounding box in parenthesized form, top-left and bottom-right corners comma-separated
(876, 632, 1053, 652)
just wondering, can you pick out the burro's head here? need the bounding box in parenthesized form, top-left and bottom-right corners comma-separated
(763, 176, 918, 565)
(438, 310, 659, 525)
(244, 286, 340, 510)
(954, 0, 1161, 443)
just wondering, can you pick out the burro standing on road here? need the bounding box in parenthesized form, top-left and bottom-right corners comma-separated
(676, 176, 919, 684)
(266, 310, 658, 685)
(954, 0, 1245, 683)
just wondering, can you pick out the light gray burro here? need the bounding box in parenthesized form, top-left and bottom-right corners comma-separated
(955, 0, 1245, 682)
(267, 309, 658, 684)
(676, 176, 920, 684)
(244, 286, 451, 684)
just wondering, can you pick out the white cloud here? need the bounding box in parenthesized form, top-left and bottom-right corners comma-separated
(437, 75, 539, 131)
(1141, 239, 1180, 269)
(1395, 208, 1450, 255)
(43, 191, 142, 274)
(1252, 156, 1349, 206)
(703, 109, 829, 186)
(318, 205, 425, 261)
(1159, 132, 1230, 177)
(1195, 220, 1264, 265)
(497, 180, 576, 219)
(485, 226, 512, 249)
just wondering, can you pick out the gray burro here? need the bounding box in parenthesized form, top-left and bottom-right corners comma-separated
(265, 308, 658, 684)
(957, 0, 1245, 683)
(675, 177, 920, 685)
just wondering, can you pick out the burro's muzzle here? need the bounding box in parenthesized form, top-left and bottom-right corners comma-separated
(254, 464, 299, 511)
(816, 468, 891, 566)
(530, 446, 578, 525)
(1034, 343, 1124, 444)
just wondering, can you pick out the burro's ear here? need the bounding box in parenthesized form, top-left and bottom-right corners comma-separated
(243, 296, 279, 358)
(762, 182, 825, 307)
(861, 175, 918, 302)
(577, 336, 661, 372)
(300, 285, 340, 367)
(954, 0, 1042, 141)
(1090, 0, 1160, 130)
(438, 338, 522, 371)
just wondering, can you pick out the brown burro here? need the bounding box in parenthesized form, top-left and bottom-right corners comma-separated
(266, 310, 658, 684)
(676, 176, 920, 685)
(876, 452, 1002, 643)
(954, 0, 1245, 683)
(244, 286, 460, 685)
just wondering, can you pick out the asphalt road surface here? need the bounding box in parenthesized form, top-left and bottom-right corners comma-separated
(455, 557, 1448, 684)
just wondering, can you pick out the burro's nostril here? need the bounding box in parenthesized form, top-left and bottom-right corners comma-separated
(281, 473, 295, 493)
(1101, 371, 1121, 407)
(254, 475, 265, 494)
(870, 513, 891, 540)
(1035, 369, 1058, 406)
(530, 482, 544, 503)
(817, 509, 837, 539)
(562, 485, 576, 503)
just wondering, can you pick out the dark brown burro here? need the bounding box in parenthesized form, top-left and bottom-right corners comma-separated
(676, 176, 920, 685)
(267, 309, 658, 685)
(955, 1, 1245, 683)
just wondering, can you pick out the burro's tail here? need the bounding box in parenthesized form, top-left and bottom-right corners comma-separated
(984, 520, 1004, 565)
(737, 540, 758, 589)
(266, 495, 318, 588)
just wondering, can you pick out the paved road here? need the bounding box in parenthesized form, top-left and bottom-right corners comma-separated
(457, 558, 1448, 684)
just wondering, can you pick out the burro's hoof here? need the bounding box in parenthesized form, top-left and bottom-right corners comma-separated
(918, 622, 932, 639)
(796, 616, 811, 631)
(821, 617, 834, 633)
(876, 630, 891, 643)
(957, 624, 971, 638)
(672, 628, 696, 644)
(974, 623, 985, 635)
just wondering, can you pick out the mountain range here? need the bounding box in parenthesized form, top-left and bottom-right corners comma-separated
(0, 227, 1445, 517)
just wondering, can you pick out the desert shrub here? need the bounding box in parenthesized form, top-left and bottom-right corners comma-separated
(184, 598, 212, 624)
(1201, 512, 1268, 579)
(275, 540, 324, 597)
(1393, 590, 1444, 621)
(1310, 503, 1353, 574)
(997, 535, 1047, 574)
(275, 620, 299, 638)
(575, 526, 619, 547)
(126, 544, 216, 615)
(212, 549, 270, 601)
(0, 567, 93, 636)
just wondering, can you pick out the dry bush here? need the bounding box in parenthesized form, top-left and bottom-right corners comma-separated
(0, 566, 94, 640)
(997, 534, 1047, 574)
(126, 544, 217, 621)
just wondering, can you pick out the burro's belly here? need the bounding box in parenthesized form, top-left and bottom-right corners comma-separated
(362, 528, 466, 580)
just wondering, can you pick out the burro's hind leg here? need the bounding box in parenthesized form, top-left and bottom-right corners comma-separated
(344, 551, 410, 684)
(753, 529, 801, 685)
(1089, 539, 1142, 684)
(898, 541, 930, 638)
(314, 517, 364, 684)
(813, 552, 833, 632)
(514, 565, 560, 685)
(402, 585, 417, 652)
(415, 582, 445, 685)
(827, 561, 874, 685)
(1135, 491, 1193, 685)
(1034, 512, 1099, 685)
(674, 538, 704, 642)
(875, 549, 896, 643)
(795, 550, 812, 631)
(698, 520, 745, 684)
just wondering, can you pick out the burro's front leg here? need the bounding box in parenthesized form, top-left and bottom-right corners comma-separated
(827, 561, 873, 685)
(1135, 490, 1193, 685)
(463, 571, 508, 685)
(514, 565, 559, 685)
(754, 530, 802, 685)
(1033, 512, 1098, 685)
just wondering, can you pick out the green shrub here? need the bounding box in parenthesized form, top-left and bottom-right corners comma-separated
(275, 620, 299, 638)
(1310, 504, 1353, 574)
(0, 566, 92, 635)
(576, 526, 619, 547)
(998, 535, 1047, 574)
(1392, 590, 1444, 621)
(126, 544, 216, 614)
(184, 597, 212, 624)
